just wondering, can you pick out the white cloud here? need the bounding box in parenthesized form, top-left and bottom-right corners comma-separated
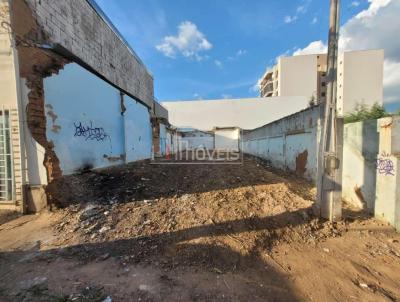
(284, 15, 298, 24)
(350, 1, 360, 7)
(193, 93, 203, 100)
(355, 0, 390, 18)
(221, 94, 232, 99)
(290, 0, 400, 106)
(214, 59, 223, 68)
(227, 49, 247, 61)
(311, 16, 318, 24)
(297, 5, 307, 14)
(285, 0, 311, 24)
(236, 49, 247, 56)
(293, 40, 327, 56)
(156, 21, 212, 59)
(250, 79, 262, 93)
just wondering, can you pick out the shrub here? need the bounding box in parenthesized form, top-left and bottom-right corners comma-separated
(344, 103, 390, 124)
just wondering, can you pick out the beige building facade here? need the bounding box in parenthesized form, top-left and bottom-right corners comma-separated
(259, 50, 384, 115)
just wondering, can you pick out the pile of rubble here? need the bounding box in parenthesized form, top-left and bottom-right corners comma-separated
(56, 203, 115, 241)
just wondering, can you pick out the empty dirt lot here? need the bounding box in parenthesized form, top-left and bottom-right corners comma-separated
(0, 156, 399, 301)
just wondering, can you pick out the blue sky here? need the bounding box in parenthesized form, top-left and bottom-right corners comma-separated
(95, 0, 400, 112)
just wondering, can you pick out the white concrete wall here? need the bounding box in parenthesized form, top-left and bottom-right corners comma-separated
(243, 103, 399, 231)
(179, 131, 214, 150)
(278, 55, 319, 99)
(342, 120, 379, 210)
(162, 97, 309, 131)
(215, 128, 240, 151)
(124, 95, 152, 162)
(43, 63, 151, 175)
(374, 116, 400, 231)
(337, 50, 384, 115)
(243, 106, 321, 181)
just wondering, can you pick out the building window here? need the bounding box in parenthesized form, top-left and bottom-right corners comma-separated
(321, 92, 326, 97)
(321, 82, 326, 87)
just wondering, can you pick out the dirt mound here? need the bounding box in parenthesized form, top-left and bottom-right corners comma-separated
(50, 156, 349, 270)
(1, 156, 399, 301)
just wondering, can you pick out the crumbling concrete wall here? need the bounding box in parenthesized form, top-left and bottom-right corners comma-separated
(15, 0, 153, 107)
(7, 0, 154, 210)
(242, 106, 322, 181)
(11, 0, 72, 186)
(244, 107, 400, 231)
(342, 120, 379, 211)
(374, 116, 400, 231)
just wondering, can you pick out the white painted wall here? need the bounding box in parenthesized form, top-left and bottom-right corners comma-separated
(214, 128, 240, 151)
(374, 117, 400, 230)
(243, 106, 321, 181)
(243, 106, 400, 231)
(43, 63, 151, 175)
(44, 63, 125, 174)
(124, 95, 152, 162)
(162, 97, 309, 131)
(342, 120, 379, 210)
(179, 131, 214, 150)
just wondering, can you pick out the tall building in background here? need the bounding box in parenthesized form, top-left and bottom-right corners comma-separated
(259, 50, 384, 115)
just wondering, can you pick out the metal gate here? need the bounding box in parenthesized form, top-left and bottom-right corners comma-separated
(0, 106, 14, 202)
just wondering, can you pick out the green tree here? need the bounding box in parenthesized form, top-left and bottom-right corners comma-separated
(344, 103, 390, 124)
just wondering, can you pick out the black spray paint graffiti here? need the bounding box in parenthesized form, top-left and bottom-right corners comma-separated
(376, 152, 395, 176)
(74, 121, 109, 142)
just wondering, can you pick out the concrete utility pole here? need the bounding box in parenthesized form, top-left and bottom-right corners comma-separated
(315, 0, 343, 221)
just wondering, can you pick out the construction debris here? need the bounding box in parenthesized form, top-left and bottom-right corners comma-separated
(0, 156, 399, 301)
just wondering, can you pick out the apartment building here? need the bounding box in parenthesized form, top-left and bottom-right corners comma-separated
(259, 50, 384, 115)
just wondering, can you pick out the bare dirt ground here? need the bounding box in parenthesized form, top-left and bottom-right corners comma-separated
(0, 156, 399, 301)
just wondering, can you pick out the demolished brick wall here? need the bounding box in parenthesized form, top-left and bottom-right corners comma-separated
(11, 0, 69, 183)
(9, 0, 156, 209)
(10, 0, 72, 209)
(22, 0, 154, 107)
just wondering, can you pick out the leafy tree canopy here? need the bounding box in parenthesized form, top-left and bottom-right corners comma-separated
(344, 103, 390, 124)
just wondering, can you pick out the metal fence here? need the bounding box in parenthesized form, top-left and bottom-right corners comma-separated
(0, 106, 14, 202)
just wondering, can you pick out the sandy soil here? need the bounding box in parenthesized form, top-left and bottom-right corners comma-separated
(0, 156, 399, 301)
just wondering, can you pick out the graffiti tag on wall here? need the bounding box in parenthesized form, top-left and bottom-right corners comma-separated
(74, 121, 109, 142)
(376, 152, 395, 176)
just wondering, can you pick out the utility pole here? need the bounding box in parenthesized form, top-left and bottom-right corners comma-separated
(315, 0, 343, 221)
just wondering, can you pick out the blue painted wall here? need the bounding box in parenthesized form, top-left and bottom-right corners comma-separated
(124, 95, 152, 162)
(159, 123, 167, 155)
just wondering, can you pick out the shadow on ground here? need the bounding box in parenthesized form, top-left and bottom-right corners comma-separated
(0, 205, 373, 301)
